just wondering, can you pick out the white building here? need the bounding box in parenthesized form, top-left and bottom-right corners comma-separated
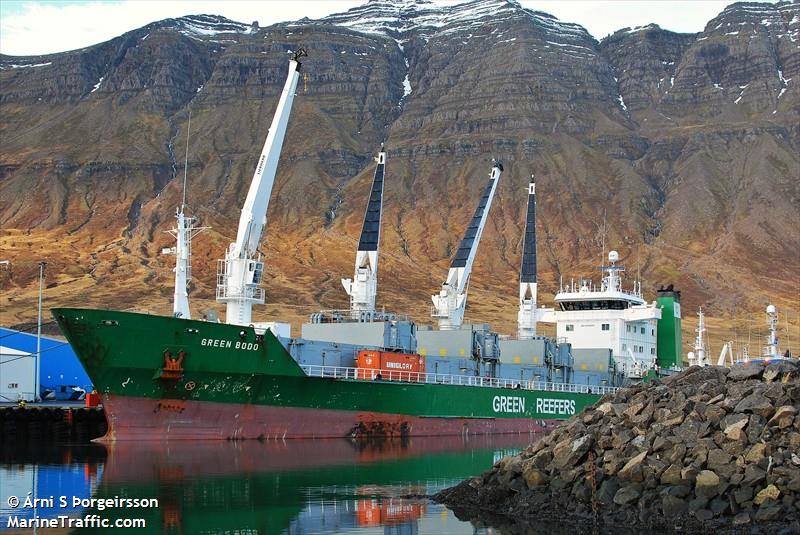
(0, 346, 35, 401)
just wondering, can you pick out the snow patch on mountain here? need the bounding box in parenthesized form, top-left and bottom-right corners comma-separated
(314, 0, 593, 47)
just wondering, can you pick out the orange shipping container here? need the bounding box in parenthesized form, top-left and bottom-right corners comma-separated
(85, 391, 101, 408)
(356, 351, 425, 382)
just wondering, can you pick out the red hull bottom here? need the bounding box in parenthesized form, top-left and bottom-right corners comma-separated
(99, 395, 559, 441)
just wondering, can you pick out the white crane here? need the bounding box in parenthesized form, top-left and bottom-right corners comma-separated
(717, 341, 733, 366)
(217, 49, 307, 326)
(517, 178, 538, 339)
(341, 146, 386, 319)
(431, 160, 502, 330)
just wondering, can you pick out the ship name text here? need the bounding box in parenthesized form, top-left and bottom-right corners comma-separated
(200, 338, 260, 351)
(536, 398, 576, 415)
(492, 395, 525, 414)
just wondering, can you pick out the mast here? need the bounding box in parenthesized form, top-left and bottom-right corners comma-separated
(217, 49, 307, 326)
(765, 304, 779, 358)
(341, 145, 386, 318)
(165, 112, 207, 319)
(517, 178, 537, 339)
(431, 160, 502, 330)
(689, 307, 708, 366)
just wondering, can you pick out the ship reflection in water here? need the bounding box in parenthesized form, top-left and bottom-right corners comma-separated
(2, 434, 560, 534)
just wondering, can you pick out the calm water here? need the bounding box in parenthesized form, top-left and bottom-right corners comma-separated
(1, 434, 546, 535)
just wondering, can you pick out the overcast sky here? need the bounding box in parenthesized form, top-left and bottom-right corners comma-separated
(1, 0, 773, 57)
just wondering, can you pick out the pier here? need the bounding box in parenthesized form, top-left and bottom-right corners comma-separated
(0, 405, 107, 444)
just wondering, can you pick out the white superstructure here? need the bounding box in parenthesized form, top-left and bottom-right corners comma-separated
(216, 50, 306, 326)
(539, 251, 661, 378)
(431, 161, 502, 330)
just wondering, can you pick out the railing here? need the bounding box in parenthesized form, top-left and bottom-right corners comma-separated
(299, 364, 620, 395)
(309, 309, 406, 323)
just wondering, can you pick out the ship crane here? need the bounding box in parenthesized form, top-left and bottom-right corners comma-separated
(341, 145, 386, 319)
(717, 341, 734, 366)
(517, 178, 538, 339)
(216, 49, 307, 326)
(431, 160, 502, 330)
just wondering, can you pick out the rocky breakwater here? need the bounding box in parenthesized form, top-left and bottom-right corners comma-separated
(436, 361, 800, 534)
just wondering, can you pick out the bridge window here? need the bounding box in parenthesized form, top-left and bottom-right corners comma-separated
(560, 300, 629, 311)
(640, 327, 645, 334)
(602, 324, 610, 331)
(566, 324, 574, 332)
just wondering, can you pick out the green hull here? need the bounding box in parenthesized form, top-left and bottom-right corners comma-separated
(54, 308, 600, 440)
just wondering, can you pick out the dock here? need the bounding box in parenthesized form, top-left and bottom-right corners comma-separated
(0, 404, 107, 444)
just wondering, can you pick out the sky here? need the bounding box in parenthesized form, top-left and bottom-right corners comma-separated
(0, 0, 775, 57)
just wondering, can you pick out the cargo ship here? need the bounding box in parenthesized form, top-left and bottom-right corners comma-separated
(54, 51, 681, 441)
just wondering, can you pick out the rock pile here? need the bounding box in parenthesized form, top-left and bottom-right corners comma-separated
(436, 360, 800, 534)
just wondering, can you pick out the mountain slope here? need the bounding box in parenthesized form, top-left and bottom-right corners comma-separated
(0, 1, 797, 351)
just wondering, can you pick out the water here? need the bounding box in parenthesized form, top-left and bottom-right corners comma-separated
(1, 434, 543, 534)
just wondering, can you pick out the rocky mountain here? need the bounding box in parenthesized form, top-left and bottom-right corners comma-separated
(0, 1, 798, 349)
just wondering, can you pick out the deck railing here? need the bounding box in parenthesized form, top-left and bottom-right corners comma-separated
(299, 364, 619, 395)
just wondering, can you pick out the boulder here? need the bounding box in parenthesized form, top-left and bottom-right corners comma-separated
(703, 404, 727, 425)
(597, 479, 621, 505)
(733, 486, 754, 504)
(661, 495, 688, 517)
(767, 405, 797, 427)
(743, 464, 767, 486)
(732, 512, 751, 525)
(552, 435, 593, 469)
(618, 451, 647, 482)
(753, 484, 781, 506)
(613, 486, 641, 506)
(695, 470, 721, 497)
(660, 463, 682, 485)
(744, 443, 767, 464)
(734, 393, 775, 419)
(722, 413, 749, 433)
(727, 363, 764, 381)
(522, 466, 548, 488)
(707, 448, 732, 466)
(695, 509, 714, 521)
(754, 503, 783, 521)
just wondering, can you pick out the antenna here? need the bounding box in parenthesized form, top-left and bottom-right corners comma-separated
(182, 111, 191, 208)
(636, 246, 641, 295)
(600, 208, 607, 270)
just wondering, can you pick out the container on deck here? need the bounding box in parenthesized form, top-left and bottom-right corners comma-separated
(356, 350, 425, 382)
(85, 391, 101, 408)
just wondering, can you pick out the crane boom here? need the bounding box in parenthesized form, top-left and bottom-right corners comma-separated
(341, 146, 386, 317)
(431, 160, 502, 330)
(517, 179, 538, 339)
(217, 49, 306, 326)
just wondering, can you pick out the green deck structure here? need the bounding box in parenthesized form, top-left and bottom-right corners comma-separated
(656, 286, 683, 369)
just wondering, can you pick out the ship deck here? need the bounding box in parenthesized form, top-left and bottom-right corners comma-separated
(300, 364, 620, 395)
